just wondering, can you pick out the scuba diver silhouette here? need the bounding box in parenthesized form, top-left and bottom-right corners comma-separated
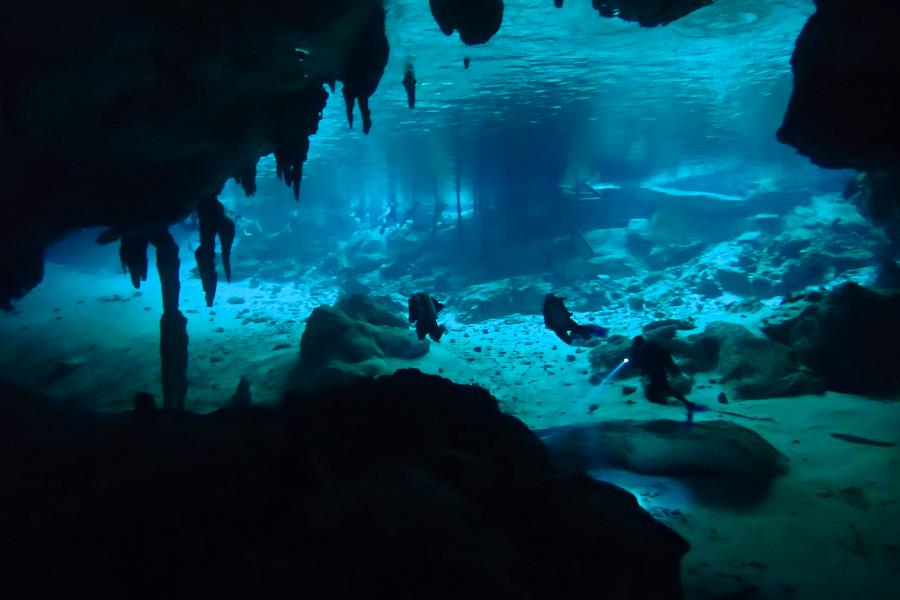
(629, 335, 702, 423)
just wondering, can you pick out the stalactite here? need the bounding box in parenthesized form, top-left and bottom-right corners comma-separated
(119, 234, 149, 289)
(342, 89, 355, 130)
(274, 145, 308, 200)
(147, 226, 187, 411)
(235, 161, 257, 196)
(402, 62, 416, 109)
(148, 228, 180, 315)
(194, 196, 236, 306)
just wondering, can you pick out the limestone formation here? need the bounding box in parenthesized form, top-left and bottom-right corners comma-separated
(160, 311, 188, 411)
(195, 197, 236, 307)
(119, 235, 149, 289)
(760, 283, 900, 396)
(340, 3, 389, 135)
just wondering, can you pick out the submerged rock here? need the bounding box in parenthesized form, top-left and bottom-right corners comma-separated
(760, 283, 900, 396)
(538, 419, 787, 506)
(679, 322, 826, 400)
(295, 296, 429, 394)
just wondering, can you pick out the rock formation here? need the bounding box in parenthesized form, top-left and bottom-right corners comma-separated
(2, 370, 690, 598)
(760, 283, 900, 396)
(538, 418, 787, 506)
(294, 294, 429, 393)
(194, 196, 236, 307)
(777, 0, 900, 171)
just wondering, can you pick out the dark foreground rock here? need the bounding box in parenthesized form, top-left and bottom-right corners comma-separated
(0, 372, 688, 599)
(538, 419, 787, 507)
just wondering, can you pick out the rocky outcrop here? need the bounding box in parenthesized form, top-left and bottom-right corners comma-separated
(842, 171, 900, 246)
(295, 295, 429, 393)
(592, 0, 714, 27)
(760, 283, 900, 396)
(287, 370, 690, 599)
(679, 322, 825, 400)
(687, 195, 889, 298)
(588, 321, 826, 400)
(538, 418, 787, 506)
(2, 371, 689, 599)
(777, 0, 900, 171)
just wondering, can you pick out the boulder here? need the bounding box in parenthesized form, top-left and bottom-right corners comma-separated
(538, 419, 787, 507)
(300, 303, 425, 367)
(680, 322, 825, 399)
(760, 283, 900, 396)
(295, 296, 429, 394)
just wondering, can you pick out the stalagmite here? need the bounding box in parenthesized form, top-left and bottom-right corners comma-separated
(159, 311, 188, 410)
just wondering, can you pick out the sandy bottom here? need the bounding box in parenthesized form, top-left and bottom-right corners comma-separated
(2, 262, 898, 599)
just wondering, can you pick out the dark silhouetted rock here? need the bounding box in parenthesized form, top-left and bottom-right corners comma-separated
(160, 311, 188, 410)
(777, 0, 900, 171)
(0, 372, 689, 599)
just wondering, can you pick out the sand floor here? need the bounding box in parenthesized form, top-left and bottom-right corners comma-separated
(1, 262, 898, 599)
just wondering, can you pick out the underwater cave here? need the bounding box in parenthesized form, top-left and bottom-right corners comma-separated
(1, 1, 899, 598)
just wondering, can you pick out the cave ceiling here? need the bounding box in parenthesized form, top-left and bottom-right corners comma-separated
(1, 0, 898, 308)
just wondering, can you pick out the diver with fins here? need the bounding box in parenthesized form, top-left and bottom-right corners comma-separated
(628, 335, 704, 423)
(542, 293, 609, 345)
(408, 292, 447, 342)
